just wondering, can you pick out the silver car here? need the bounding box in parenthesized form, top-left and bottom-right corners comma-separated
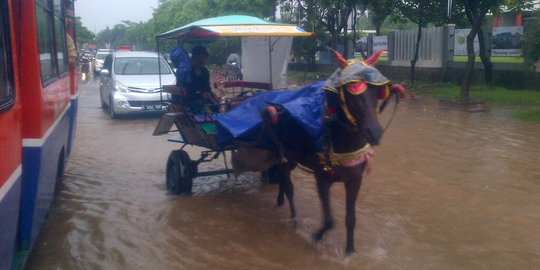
(99, 51, 175, 118)
(93, 50, 114, 73)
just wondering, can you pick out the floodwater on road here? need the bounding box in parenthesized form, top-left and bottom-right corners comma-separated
(25, 79, 540, 269)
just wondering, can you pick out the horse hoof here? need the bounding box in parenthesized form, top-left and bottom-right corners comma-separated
(290, 218, 297, 228)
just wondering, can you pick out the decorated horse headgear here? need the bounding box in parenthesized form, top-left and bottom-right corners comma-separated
(322, 48, 405, 126)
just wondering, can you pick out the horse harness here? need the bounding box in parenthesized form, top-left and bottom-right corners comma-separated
(318, 58, 403, 174)
(263, 50, 406, 176)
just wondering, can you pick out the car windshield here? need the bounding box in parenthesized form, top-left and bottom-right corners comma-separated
(114, 57, 171, 75)
(96, 53, 109, 60)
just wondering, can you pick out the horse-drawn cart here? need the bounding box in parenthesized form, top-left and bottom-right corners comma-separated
(152, 14, 409, 255)
(152, 81, 273, 195)
(152, 15, 312, 195)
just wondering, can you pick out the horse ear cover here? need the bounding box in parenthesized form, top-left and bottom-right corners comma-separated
(328, 47, 349, 68)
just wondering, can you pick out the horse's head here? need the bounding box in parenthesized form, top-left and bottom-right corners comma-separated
(323, 49, 405, 146)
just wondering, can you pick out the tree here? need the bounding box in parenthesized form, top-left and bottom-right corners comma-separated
(142, 0, 278, 52)
(521, 11, 540, 69)
(74, 16, 96, 46)
(297, 1, 367, 63)
(319, 0, 355, 57)
(96, 23, 129, 49)
(279, 0, 328, 74)
(394, 0, 445, 81)
(458, 0, 533, 99)
(367, 0, 395, 36)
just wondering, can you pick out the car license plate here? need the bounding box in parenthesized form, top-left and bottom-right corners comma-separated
(142, 104, 162, 111)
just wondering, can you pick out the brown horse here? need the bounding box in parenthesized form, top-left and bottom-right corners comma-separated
(233, 50, 405, 254)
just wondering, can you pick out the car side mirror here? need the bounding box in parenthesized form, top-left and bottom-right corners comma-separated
(100, 69, 110, 77)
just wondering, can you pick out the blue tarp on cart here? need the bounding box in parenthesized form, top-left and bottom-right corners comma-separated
(216, 81, 326, 146)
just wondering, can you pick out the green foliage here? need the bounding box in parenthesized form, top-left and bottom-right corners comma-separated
(453, 55, 524, 63)
(367, 0, 395, 35)
(287, 70, 322, 80)
(93, 0, 278, 53)
(455, 0, 533, 98)
(74, 17, 95, 45)
(409, 81, 540, 106)
(280, 0, 371, 70)
(521, 11, 540, 68)
(279, 1, 333, 70)
(393, 0, 445, 26)
(505, 0, 536, 13)
(409, 81, 540, 122)
(510, 108, 540, 122)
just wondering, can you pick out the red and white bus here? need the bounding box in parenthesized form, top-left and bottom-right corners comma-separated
(0, 0, 78, 269)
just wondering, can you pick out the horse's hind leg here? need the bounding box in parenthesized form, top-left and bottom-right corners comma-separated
(283, 169, 296, 221)
(313, 174, 333, 242)
(275, 163, 297, 222)
(277, 181, 285, 206)
(344, 176, 362, 254)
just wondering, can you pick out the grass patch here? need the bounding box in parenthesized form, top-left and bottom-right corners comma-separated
(510, 108, 540, 122)
(408, 82, 540, 121)
(355, 56, 388, 62)
(409, 82, 540, 106)
(452, 55, 523, 63)
(287, 70, 330, 81)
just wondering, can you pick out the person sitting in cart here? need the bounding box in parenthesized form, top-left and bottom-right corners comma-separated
(175, 45, 218, 113)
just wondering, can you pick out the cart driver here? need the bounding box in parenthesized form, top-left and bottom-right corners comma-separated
(184, 45, 218, 113)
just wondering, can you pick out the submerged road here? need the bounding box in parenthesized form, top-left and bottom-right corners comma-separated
(25, 78, 540, 269)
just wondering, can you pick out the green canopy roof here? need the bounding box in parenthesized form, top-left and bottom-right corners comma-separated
(156, 15, 312, 40)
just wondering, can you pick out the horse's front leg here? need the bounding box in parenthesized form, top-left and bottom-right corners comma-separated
(344, 168, 363, 254)
(313, 172, 333, 242)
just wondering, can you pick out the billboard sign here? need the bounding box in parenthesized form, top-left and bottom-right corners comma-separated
(492, 26, 523, 57)
(454, 29, 479, 56)
(373, 36, 388, 56)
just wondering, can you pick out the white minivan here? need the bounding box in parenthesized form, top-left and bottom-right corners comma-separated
(99, 51, 176, 118)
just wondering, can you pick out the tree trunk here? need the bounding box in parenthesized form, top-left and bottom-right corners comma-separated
(477, 27, 493, 83)
(460, 22, 480, 100)
(410, 23, 423, 81)
(374, 17, 383, 36)
(309, 52, 316, 71)
(352, 9, 358, 58)
(271, 2, 277, 21)
(344, 21, 349, 60)
(331, 33, 339, 67)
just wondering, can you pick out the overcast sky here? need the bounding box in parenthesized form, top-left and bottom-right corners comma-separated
(75, 0, 158, 34)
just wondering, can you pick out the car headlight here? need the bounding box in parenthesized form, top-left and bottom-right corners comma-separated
(114, 81, 130, 93)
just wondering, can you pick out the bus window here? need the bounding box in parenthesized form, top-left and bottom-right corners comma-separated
(53, 0, 67, 75)
(0, 0, 14, 113)
(36, 0, 58, 84)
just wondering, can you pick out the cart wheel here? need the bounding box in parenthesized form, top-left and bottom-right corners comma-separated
(166, 150, 194, 195)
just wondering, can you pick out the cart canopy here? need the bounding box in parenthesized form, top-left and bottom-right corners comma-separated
(156, 15, 312, 40)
